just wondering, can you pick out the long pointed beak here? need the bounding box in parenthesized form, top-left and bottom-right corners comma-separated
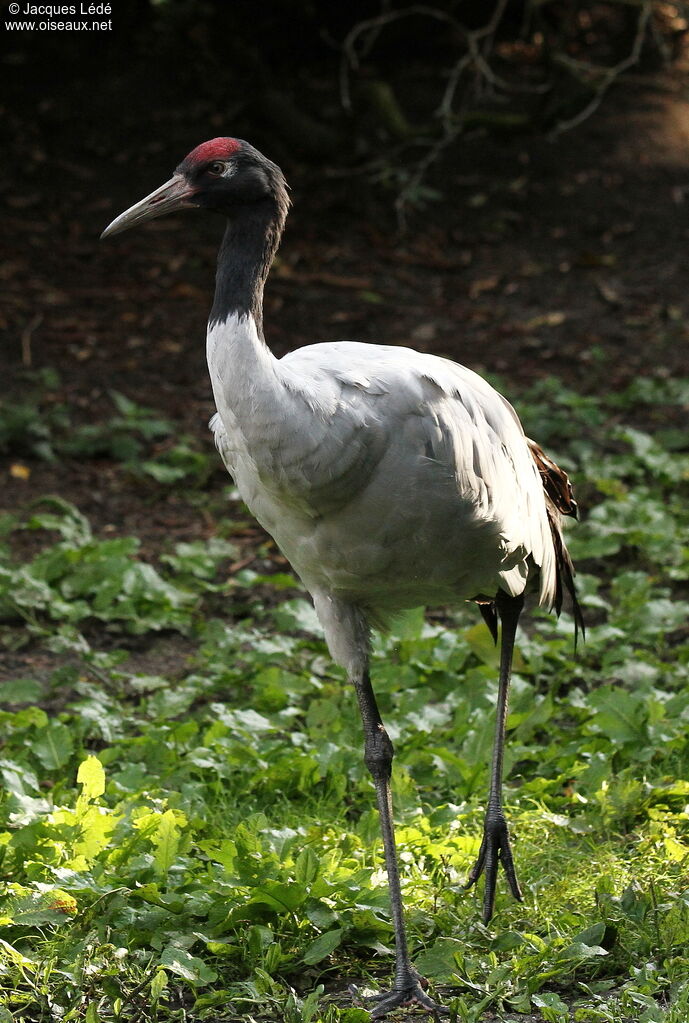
(101, 174, 198, 239)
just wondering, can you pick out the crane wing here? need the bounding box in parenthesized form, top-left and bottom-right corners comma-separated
(277, 342, 558, 609)
(208, 335, 572, 615)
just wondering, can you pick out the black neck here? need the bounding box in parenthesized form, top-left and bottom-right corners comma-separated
(208, 198, 286, 337)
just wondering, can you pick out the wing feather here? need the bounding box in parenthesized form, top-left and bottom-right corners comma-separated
(211, 337, 580, 624)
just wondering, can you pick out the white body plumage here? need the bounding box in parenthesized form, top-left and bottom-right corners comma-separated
(207, 312, 556, 671)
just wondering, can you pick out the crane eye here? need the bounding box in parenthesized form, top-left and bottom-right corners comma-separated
(208, 161, 227, 176)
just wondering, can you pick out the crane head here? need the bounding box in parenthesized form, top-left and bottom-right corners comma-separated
(101, 138, 287, 239)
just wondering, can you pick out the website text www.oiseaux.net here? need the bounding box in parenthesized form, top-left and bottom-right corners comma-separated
(6, 4, 112, 32)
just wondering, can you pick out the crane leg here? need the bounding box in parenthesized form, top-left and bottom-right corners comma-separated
(466, 590, 524, 923)
(351, 668, 449, 1019)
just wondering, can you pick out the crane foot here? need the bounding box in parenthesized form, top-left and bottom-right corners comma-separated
(349, 973, 449, 1019)
(465, 808, 523, 923)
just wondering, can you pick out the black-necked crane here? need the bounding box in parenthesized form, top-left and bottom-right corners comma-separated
(102, 138, 583, 1019)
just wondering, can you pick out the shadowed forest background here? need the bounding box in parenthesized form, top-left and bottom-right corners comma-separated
(2, 2, 689, 1022)
(4, 0, 689, 406)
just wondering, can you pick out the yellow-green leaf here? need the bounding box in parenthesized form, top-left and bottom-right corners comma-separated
(152, 809, 183, 876)
(150, 968, 168, 1000)
(0, 937, 35, 969)
(77, 755, 106, 801)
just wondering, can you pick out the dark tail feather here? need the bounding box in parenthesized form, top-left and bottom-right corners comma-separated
(528, 438, 579, 519)
(478, 600, 499, 644)
(546, 506, 585, 648)
(528, 437, 584, 648)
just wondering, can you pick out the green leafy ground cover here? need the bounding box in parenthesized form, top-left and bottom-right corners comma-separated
(1, 377, 689, 1022)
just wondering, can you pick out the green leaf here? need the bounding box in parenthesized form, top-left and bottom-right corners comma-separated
(0, 759, 39, 796)
(300, 987, 324, 1023)
(302, 928, 343, 965)
(162, 538, 237, 579)
(272, 599, 321, 635)
(0, 679, 44, 704)
(294, 847, 320, 885)
(491, 930, 527, 952)
(558, 941, 608, 962)
(572, 921, 606, 947)
(159, 946, 217, 984)
(150, 968, 168, 1001)
(32, 722, 73, 769)
(464, 622, 500, 667)
(1, 888, 77, 927)
(305, 898, 338, 930)
(532, 991, 569, 1020)
(0, 937, 35, 968)
(588, 688, 647, 746)
(85, 1003, 100, 1023)
(248, 882, 307, 913)
(26, 497, 92, 544)
(413, 937, 463, 981)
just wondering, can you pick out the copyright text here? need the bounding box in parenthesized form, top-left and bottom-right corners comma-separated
(5, 2, 112, 30)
